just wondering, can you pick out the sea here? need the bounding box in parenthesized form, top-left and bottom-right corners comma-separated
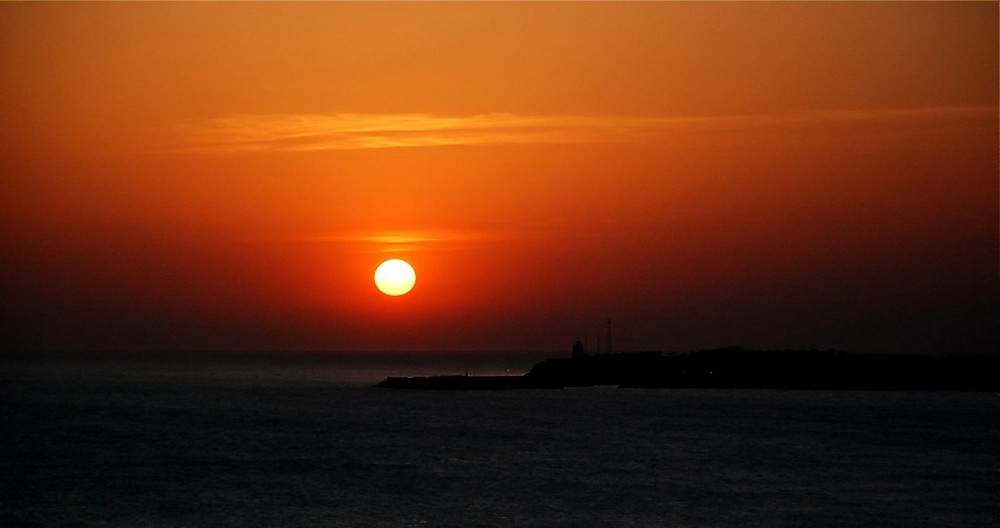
(2, 352, 998, 527)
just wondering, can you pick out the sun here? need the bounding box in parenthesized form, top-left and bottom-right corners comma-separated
(374, 259, 416, 296)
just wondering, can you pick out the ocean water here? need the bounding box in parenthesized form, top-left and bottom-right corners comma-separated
(2, 353, 998, 527)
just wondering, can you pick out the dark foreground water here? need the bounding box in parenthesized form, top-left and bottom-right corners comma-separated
(2, 354, 998, 527)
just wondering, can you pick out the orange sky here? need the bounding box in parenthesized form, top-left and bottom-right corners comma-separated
(2, 2, 997, 354)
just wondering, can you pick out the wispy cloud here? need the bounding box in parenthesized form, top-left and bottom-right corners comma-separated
(172, 106, 996, 153)
(173, 113, 701, 152)
(301, 231, 456, 245)
(278, 224, 585, 252)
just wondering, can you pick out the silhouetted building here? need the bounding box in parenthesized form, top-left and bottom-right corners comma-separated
(572, 338, 586, 359)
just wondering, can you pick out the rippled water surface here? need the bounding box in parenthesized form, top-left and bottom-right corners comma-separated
(3, 355, 998, 527)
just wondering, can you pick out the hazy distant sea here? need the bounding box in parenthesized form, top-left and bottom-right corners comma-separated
(3, 353, 998, 527)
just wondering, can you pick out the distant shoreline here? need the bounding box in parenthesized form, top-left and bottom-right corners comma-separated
(375, 347, 1000, 391)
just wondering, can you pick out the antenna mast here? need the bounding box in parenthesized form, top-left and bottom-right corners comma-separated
(607, 317, 612, 354)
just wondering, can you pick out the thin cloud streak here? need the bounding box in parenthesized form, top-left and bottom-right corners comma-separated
(173, 106, 996, 152)
(281, 223, 596, 253)
(294, 225, 561, 246)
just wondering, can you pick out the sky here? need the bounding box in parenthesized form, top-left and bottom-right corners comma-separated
(2, 2, 997, 355)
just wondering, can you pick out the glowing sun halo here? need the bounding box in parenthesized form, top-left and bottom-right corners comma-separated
(374, 259, 416, 296)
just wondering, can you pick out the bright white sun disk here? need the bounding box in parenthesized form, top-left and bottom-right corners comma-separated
(374, 259, 416, 296)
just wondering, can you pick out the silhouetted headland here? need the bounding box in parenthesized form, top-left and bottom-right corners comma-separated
(374, 344, 1000, 391)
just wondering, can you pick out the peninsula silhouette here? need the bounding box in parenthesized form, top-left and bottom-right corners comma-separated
(375, 345, 1000, 391)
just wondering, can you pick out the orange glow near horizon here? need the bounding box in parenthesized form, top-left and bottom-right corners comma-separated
(1, 2, 997, 354)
